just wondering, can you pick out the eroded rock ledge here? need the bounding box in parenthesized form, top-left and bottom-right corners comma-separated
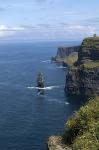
(48, 136, 71, 150)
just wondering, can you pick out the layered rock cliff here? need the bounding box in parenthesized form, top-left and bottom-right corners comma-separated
(65, 36, 99, 96)
(56, 46, 80, 59)
(52, 46, 80, 62)
(65, 66, 99, 96)
(77, 36, 99, 64)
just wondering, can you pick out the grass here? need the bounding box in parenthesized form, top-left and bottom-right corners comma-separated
(84, 60, 99, 69)
(64, 52, 78, 67)
(63, 96, 99, 150)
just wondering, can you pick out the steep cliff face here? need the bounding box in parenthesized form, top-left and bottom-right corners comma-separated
(56, 46, 80, 59)
(77, 36, 99, 64)
(65, 67, 99, 96)
(52, 46, 80, 62)
(65, 36, 99, 96)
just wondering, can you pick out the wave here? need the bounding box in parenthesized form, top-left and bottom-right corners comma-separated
(41, 60, 50, 63)
(27, 85, 63, 91)
(27, 86, 69, 105)
(57, 66, 67, 69)
(47, 98, 69, 105)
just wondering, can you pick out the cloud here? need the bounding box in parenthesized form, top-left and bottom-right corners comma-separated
(67, 25, 96, 35)
(37, 23, 51, 28)
(0, 25, 25, 37)
(0, 24, 97, 40)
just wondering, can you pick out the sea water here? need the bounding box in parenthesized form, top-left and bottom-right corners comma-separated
(0, 41, 85, 150)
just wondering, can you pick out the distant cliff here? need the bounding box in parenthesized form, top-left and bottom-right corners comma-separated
(65, 36, 99, 96)
(52, 46, 80, 62)
(56, 46, 80, 58)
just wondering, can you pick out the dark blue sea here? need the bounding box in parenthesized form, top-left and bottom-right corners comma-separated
(0, 41, 85, 150)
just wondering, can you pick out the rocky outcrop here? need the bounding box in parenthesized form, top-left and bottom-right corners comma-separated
(48, 136, 71, 150)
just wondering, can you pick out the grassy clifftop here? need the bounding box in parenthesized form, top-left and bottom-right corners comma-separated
(64, 36, 99, 69)
(77, 35, 99, 65)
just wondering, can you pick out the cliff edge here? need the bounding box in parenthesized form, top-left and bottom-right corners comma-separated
(65, 35, 99, 96)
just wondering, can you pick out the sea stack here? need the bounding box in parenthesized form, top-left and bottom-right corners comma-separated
(37, 72, 44, 88)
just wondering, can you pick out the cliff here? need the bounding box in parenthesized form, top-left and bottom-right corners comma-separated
(52, 46, 80, 62)
(56, 46, 80, 59)
(48, 35, 99, 150)
(65, 35, 99, 96)
(48, 96, 99, 150)
(65, 66, 99, 96)
(77, 36, 99, 64)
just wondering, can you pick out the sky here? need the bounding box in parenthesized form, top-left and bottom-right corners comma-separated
(0, 0, 99, 41)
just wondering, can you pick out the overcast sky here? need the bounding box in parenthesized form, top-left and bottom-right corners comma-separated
(0, 0, 99, 41)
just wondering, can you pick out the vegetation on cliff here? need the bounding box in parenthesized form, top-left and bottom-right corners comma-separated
(83, 60, 99, 69)
(63, 96, 99, 150)
(48, 96, 99, 150)
(65, 52, 78, 67)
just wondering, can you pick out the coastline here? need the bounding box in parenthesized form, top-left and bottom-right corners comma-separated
(48, 35, 99, 150)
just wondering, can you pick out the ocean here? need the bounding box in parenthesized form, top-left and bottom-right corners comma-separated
(0, 41, 85, 150)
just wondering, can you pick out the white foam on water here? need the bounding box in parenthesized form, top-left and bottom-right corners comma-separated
(27, 86, 69, 105)
(46, 98, 69, 105)
(27, 85, 63, 91)
(57, 66, 67, 69)
(41, 60, 50, 63)
(64, 102, 69, 105)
